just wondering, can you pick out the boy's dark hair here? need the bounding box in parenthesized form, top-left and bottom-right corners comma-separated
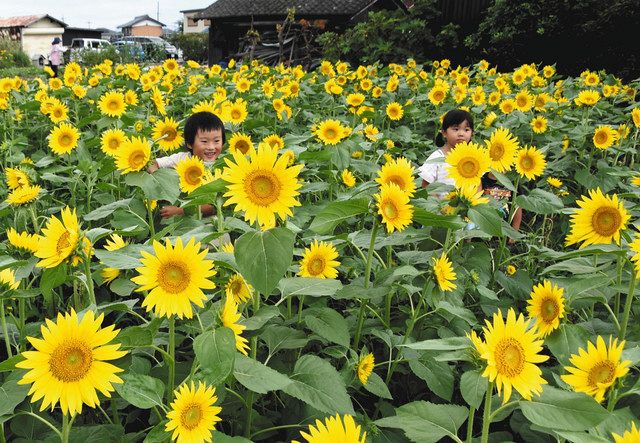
(435, 109, 474, 147)
(184, 112, 226, 149)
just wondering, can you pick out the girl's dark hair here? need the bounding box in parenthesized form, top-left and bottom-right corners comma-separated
(184, 112, 226, 149)
(435, 109, 474, 147)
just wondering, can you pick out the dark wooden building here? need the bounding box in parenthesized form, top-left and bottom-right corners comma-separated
(196, 0, 408, 66)
(62, 27, 103, 46)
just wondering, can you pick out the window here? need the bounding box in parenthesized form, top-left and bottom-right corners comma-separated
(187, 17, 197, 27)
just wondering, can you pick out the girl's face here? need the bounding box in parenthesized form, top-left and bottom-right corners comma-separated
(442, 120, 473, 147)
(189, 128, 223, 162)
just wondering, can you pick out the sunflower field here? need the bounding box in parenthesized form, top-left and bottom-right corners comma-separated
(0, 57, 639, 443)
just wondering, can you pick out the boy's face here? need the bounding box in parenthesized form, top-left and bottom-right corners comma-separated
(189, 128, 223, 162)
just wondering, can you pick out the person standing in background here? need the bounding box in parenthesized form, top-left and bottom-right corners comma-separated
(49, 37, 66, 77)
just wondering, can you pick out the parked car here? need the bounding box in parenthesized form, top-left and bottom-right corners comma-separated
(69, 38, 112, 61)
(112, 41, 145, 60)
(114, 36, 181, 60)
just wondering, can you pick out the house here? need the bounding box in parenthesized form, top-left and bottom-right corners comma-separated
(0, 15, 67, 63)
(196, 0, 407, 66)
(181, 8, 210, 34)
(118, 15, 165, 37)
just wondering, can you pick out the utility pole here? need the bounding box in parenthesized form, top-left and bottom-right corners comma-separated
(157, 1, 160, 21)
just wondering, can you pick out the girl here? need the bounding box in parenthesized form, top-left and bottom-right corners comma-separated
(48, 37, 67, 78)
(418, 109, 474, 198)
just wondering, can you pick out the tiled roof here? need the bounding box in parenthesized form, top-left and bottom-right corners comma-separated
(118, 14, 165, 29)
(0, 15, 67, 28)
(197, 0, 380, 19)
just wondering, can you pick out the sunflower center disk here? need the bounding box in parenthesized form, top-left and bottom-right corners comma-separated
(308, 257, 326, 276)
(459, 158, 479, 178)
(163, 128, 177, 141)
(129, 151, 147, 169)
(186, 167, 202, 185)
(180, 403, 203, 430)
(229, 280, 243, 295)
(595, 132, 607, 144)
(108, 100, 119, 111)
(388, 175, 405, 189)
(382, 201, 398, 220)
(540, 298, 559, 322)
(158, 263, 191, 294)
(587, 361, 615, 386)
(231, 109, 241, 119)
(109, 139, 119, 150)
(59, 134, 72, 147)
(591, 207, 621, 236)
(495, 338, 525, 377)
(246, 171, 280, 206)
(521, 156, 534, 170)
(56, 231, 72, 255)
(490, 143, 504, 160)
(236, 141, 249, 154)
(49, 340, 93, 382)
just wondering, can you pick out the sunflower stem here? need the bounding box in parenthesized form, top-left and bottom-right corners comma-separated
(245, 293, 261, 438)
(28, 205, 40, 232)
(167, 316, 176, 404)
(146, 199, 156, 237)
(480, 380, 494, 443)
(466, 407, 475, 443)
(0, 301, 12, 358)
(354, 218, 379, 349)
(618, 264, 636, 340)
(82, 252, 96, 307)
(60, 414, 74, 443)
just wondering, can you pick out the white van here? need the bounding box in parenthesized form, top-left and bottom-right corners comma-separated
(70, 38, 111, 51)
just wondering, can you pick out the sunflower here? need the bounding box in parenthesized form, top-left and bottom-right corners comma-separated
(514, 90, 534, 112)
(346, 93, 365, 107)
(98, 91, 127, 117)
(6, 184, 41, 206)
(48, 123, 80, 155)
(115, 136, 151, 174)
(298, 240, 340, 279)
(5, 167, 30, 190)
(262, 134, 285, 150)
(357, 353, 374, 385)
(565, 188, 630, 248)
(176, 156, 210, 194)
(515, 146, 546, 180)
(530, 116, 548, 133)
(478, 308, 548, 404)
(313, 119, 349, 146)
(341, 169, 356, 187)
(220, 296, 249, 355)
(375, 157, 416, 196)
(16, 309, 126, 416)
(526, 280, 565, 337)
(35, 207, 80, 269)
(222, 144, 302, 229)
(631, 233, 640, 278)
(124, 90, 138, 106)
(100, 128, 126, 157)
(484, 128, 518, 172)
(163, 58, 179, 73)
(100, 234, 127, 284)
(561, 336, 631, 403)
(500, 99, 516, 114)
(613, 422, 640, 443)
(7, 228, 40, 253)
(385, 102, 404, 120)
(165, 382, 222, 443)
(448, 185, 489, 207)
(506, 265, 517, 275)
(593, 126, 617, 149)
(227, 99, 248, 125)
(546, 177, 563, 188)
(235, 77, 252, 93)
(446, 141, 491, 188)
(0, 268, 19, 290)
(432, 252, 457, 292)
(632, 108, 640, 128)
(152, 117, 184, 152)
(428, 86, 447, 105)
(375, 182, 414, 233)
(225, 273, 253, 304)
(132, 237, 216, 319)
(49, 103, 68, 123)
(293, 414, 366, 443)
(575, 90, 600, 106)
(191, 100, 216, 115)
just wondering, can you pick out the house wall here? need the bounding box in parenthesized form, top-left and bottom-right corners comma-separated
(21, 17, 65, 59)
(183, 12, 210, 34)
(131, 24, 163, 37)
